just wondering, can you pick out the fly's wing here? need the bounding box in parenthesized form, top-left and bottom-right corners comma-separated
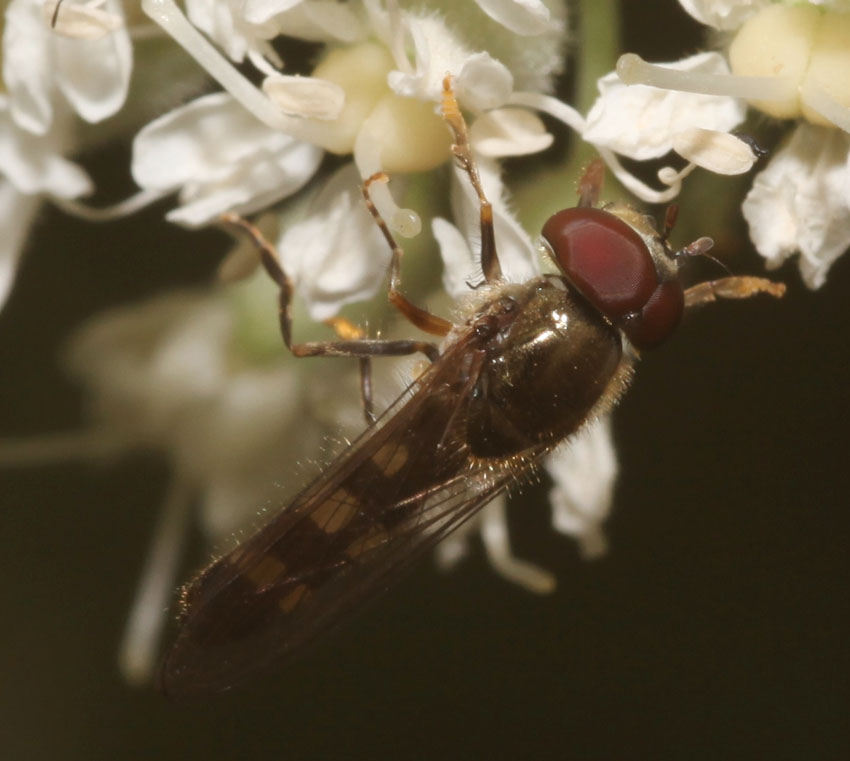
(159, 335, 529, 697)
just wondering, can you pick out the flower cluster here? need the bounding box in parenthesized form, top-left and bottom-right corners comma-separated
(587, 0, 850, 288)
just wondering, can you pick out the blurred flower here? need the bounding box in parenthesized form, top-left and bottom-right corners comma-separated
(598, 0, 850, 287)
(0, 0, 132, 311)
(0, 270, 369, 683)
(0, 96, 92, 305)
(3, 0, 132, 134)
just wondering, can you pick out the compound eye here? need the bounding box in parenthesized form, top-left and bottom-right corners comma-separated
(621, 279, 685, 350)
(541, 207, 658, 320)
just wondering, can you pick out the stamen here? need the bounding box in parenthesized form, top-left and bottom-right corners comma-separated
(801, 81, 850, 135)
(672, 128, 758, 175)
(480, 498, 556, 594)
(509, 90, 587, 133)
(247, 50, 282, 79)
(51, 187, 167, 221)
(141, 0, 316, 141)
(617, 53, 797, 103)
(353, 129, 421, 238)
(43, 0, 122, 39)
(598, 146, 681, 204)
(262, 75, 345, 120)
(657, 163, 696, 187)
(511, 91, 681, 204)
(118, 475, 194, 686)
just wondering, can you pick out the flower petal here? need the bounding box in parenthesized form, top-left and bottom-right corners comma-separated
(2, 0, 54, 134)
(455, 52, 514, 111)
(584, 52, 746, 161)
(677, 0, 768, 31)
(277, 163, 389, 320)
(0, 98, 93, 197)
(545, 417, 617, 559)
(131, 93, 322, 226)
(246, 0, 365, 43)
(166, 141, 321, 226)
(43, 0, 123, 40)
(672, 127, 757, 174)
(742, 123, 850, 289)
(473, 0, 550, 36)
(0, 181, 40, 310)
(432, 216, 475, 302)
(387, 13, 474, 102)
(469, 107, 552, 157)
(53, 0, 132, 123)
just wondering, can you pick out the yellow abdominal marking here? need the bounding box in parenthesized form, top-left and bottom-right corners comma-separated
(372, 442, 409, 477)
(310, 488, 359, 533)
(279, 583, 311, 613)
(345, 527, 389, 559)
(242, 553, 287, 589)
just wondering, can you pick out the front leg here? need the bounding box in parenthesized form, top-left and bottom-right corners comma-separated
(684, 276, 786, 309)
(221, 213, 442, 424)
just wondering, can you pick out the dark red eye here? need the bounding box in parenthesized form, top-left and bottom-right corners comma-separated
(620, 279, 684, 350)
(541, 207, 683, 349)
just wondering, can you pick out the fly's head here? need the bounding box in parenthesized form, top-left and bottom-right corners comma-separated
(540, 182, 703, 351)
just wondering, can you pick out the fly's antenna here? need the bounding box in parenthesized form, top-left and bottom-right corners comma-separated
(675, 236, 732, 276)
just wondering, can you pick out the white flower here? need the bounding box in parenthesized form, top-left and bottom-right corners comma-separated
(0, 184, 41, 309)
(677, 0, 769, 31)
(436, 419, 618, 593)
(240, 0, 367, 45)
(742, 124, 850, 288)
(545, 416, 617, 560)
(473, 0, 551, 36)
(275, 163, 390, 320)
(0, 95, 92, 310)
(597, 0, 850, 287)
(584, 53, 747, 162)
(130, 92, 323, 227)
(3, 275, 363, 684)
(2, 0, 132, 135)
(133, 0, 565, 319)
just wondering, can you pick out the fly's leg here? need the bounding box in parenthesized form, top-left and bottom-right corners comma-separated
(684, 276, 786, 309)
(221, 213, 440, 424)
(360, 173, 454, 338)
(440, 74, 501, 284)
(358, 75, 498, 326)
(577, 159, 605, 209)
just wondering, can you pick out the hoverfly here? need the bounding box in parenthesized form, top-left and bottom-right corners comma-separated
(159, 76, 784, 697)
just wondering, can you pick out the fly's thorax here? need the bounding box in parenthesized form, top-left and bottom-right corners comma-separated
(466, 276, 624, 458)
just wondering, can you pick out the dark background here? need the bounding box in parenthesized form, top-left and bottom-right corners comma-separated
(1, 2, 848, 759)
